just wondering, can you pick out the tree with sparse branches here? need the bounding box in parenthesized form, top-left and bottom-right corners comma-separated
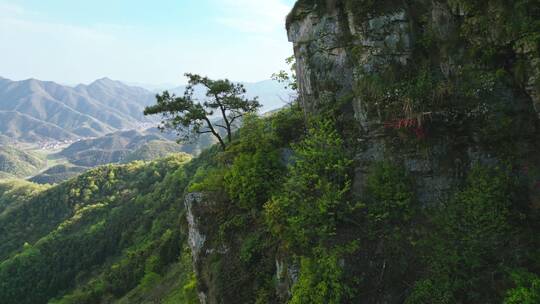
(271, 55, 298, 91)
(144, 73, 261, 150)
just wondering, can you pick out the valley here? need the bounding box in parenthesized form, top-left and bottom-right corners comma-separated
(0, 77, 290, 183)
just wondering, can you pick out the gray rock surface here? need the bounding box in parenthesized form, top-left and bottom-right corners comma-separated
(287, 1, 540, 206)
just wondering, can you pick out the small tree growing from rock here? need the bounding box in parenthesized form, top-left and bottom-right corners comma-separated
(144, 73, 261, 150)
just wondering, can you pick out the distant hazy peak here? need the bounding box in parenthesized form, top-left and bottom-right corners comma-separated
(86, 77, 124, 88)
(0, 76, 157, 142)
(0, 77, 62, 90)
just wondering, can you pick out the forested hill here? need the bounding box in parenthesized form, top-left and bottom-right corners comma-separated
(0, 153, 202, 304)
(0, 101, 539, 303)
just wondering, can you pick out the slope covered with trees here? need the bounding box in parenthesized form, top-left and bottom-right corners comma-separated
(29, 164, 90, 185)
(0, 153, 201, 304)
(58, 129, 213, 168)
(0, 145, 45, 178)
(0, 179, 50, 216)
(1, 98, 539, 303)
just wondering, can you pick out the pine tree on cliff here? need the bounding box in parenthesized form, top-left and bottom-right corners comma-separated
(144, 73, 261, 150)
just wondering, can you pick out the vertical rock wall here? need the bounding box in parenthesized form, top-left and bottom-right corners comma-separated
(287, 0, 540, 205)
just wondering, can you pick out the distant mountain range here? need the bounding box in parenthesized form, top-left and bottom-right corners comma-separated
(0, 76, 289, 182)
(0, 76, 292, 143)
(58, 128, 215, 167)
(0, 77, 155, 142)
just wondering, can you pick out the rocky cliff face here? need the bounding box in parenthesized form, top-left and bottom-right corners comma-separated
(287, 0, 540, 206)
(185, 187, 296, 303)
(288, 0, 540, 117)
(185, 191, 280, 304)
(185, 2, 540, 303)
(184, 193, 210, 304)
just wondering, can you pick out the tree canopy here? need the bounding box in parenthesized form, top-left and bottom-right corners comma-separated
(144, 73, 261, 150)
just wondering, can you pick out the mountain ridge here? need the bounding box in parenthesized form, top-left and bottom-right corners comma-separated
(0, 76, 292, 144)
(0, 76, 155, 142)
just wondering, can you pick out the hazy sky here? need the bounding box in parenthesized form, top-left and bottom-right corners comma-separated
(0, 0, 295, 85)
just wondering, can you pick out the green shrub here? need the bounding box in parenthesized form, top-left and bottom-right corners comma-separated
(405, 279, 452, 304)
(409, 165, 517, 303)
(504, 270, 540, 304)
(270, 105, 305, 145)
(365, 162, 415, 227)
(290, 250, 350, 304)
(188, 167, 227, 193)
(265, 120, 353, 251)
(225, 149, 284, 210)
(139, 272, 161, 291)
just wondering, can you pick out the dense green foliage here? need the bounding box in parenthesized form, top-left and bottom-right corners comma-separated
(187, 109, 537, 303)
(123, 140, 185, 163)
(28, 101, 530, 304)
(407, 166, 538, 303)
(0, 179, 49, 215)
(289, 247, 352, 304)
(0, 154, 198, 304)
(0, 103, 538, 304)
(29, 164, 88, 185)
(263, 119, 355, 303)
(265, 119, 352, 252)
(504, 270, 540, 304)
(184, 106, 304, 303)
(0, 146, 45, 178)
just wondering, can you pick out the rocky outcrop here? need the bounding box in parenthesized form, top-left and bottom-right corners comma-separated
(287, 0, 540, 205)
(185, 2, 540, 303)
(523, 52, 540, 119)
(287, 1, 353, 114)
(185, 192, 230, 304)
(184, 192, 242, 304)
(185, 193, 207, 264)
(184, 192, 210, 304)
(185, 190, 297, 303)
(275, 257, 299, 301)
(288, 1, 413, 126)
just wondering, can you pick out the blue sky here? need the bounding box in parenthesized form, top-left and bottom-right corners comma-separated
(0, 0, 296, 85)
